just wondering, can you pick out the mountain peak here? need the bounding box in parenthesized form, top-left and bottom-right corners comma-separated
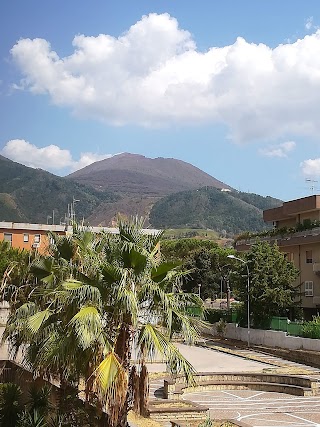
(68, 153, 232, 196)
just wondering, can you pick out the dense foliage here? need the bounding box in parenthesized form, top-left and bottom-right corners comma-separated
(149, 187, 282, 235)
(1, 220, 204, 427)
(230, 242, 300, 328)
(0, 156, 118, 223)
(301, 315, 320, 339)
(161, 238, 234, 299)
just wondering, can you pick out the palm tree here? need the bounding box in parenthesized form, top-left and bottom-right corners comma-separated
(2, 218, 205, 427)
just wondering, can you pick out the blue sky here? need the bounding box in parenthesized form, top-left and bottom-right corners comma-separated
(1, 1, 320, 201)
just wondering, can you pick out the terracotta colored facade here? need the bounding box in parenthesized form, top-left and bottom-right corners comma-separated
(235, 195, 320, 319)
(0, 222, 73, 253)
(0, 222, 160, 254)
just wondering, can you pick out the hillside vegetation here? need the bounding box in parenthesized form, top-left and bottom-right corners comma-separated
(0, 154, 282, 235)
(149, 187, 282, 235)
(0, 157, 117, 224)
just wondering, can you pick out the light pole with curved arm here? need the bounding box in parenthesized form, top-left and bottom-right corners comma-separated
(227, 255, 250, 347)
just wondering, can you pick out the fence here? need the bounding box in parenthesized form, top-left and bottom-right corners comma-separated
(205, 309, 305, 337)
(267, 316, 304, 336)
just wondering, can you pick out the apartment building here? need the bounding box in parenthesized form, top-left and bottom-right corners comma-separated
(0, 221, 160, 254)
(0, 222, 73, 253)
(235, 195, 320, 319)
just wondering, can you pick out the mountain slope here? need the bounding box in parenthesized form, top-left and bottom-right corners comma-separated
(0, 156, 117, 223)
(0, 153, 282, 235)
(149, 187, 282, 235)
(67, 153, 232, 196)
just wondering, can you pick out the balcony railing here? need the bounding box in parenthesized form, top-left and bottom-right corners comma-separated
(235, 226, 320, 247)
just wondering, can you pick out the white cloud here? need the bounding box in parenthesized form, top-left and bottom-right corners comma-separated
(259, 141, 296, 158)
(305, 17, 316, 31)
(1, 139, 111, 172)
(300, 158, 320, 176)
(10, 13, 320, 142)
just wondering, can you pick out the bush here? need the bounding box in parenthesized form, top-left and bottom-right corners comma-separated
(0, 382, 23, 427)
(302, 315, 320, 339)
(205, 308, 231, 324)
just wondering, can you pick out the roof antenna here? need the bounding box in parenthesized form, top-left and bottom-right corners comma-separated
(305, 178, 318, 195)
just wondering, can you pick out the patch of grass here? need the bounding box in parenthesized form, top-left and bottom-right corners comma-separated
(151, 402, 194, 408)
(149, 372, 167, 380)
(163, 228, 219, 240)
(127, 411, 163, 427)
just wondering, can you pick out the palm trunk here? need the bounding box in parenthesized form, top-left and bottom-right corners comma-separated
(139, 361, 149, 417)
(130, 365, 140, 414)
(113, 321, 132, 427)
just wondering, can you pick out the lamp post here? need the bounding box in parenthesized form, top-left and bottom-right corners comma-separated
(71, 197, 80, 223)
(198, 284, 201, 298)
(227, 255, 250, 347)
(219, 264, 231, 307)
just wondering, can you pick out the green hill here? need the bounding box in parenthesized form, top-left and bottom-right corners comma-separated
(149, 187, 282, 235)
(0, 156, 117, 224)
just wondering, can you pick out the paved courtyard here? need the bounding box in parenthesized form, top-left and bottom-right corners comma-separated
(183, 389, 320, 427)
(149, 342, 320, 427)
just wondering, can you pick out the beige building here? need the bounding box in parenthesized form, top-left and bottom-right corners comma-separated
(235, 195, 320, 319)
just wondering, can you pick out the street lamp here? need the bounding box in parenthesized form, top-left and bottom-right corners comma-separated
(219, 264, 231, 307)
(227, 254, 250, 347)
(71, 197, 80, 223)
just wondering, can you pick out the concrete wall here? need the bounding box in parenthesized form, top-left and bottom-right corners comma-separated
(223, 323, 320, 351)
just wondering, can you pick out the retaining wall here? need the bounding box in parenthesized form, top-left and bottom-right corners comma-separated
(222, 323, 320, 351)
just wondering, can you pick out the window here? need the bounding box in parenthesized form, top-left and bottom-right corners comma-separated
(34, 234, 41, 244)
(306, 250, 313, 264)
(4, 233, 12, 246)
(284, 252, 294, 262)
(23, 234, 29, 243)
(305, 281, 314, 297)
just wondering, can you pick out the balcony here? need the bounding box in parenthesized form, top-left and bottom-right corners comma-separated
(235, 227, 320, 249)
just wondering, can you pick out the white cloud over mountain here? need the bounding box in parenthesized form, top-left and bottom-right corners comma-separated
(259, 141, 296, 158)
(1, 139, 111, 172)
(10, 13, 320, 143)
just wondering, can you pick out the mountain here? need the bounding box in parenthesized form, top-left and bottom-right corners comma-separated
(149, 187, 282, 235)
(67, 152, 234, 226)
(67, 153, 232, 196)
(0, 156, 117, 223)
(0, 153, 282, 236)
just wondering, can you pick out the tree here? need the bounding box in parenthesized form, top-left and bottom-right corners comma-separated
(230, 242, 300, 328)
(2, 219, 205, 427)
(161, 239, 234, 299)
(161, 239, 219, 261)
(0, 241, 31, 293)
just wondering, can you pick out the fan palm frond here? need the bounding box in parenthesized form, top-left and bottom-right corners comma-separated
(137, 324, 196, 385)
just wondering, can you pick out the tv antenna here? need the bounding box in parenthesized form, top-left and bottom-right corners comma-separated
(305, 178, 318, 194)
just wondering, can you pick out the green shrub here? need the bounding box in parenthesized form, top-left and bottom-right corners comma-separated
(205, 308, 231, 324)
(302, 315, 320, 339)
(0, 382, 23, 427)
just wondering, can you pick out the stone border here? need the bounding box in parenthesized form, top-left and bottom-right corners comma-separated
(170, 419, 250, 427)
(164, 372, 320, 400)
(149, 398, 209, 423)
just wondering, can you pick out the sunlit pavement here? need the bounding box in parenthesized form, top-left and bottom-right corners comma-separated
(148, 343, 320, 427)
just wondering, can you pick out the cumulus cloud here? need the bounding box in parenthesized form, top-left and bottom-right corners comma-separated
(259, 141, 296, 158)
(300, 158, 320, 176)
(9, 13, 320, 142)
(1, 139, 111, 172)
